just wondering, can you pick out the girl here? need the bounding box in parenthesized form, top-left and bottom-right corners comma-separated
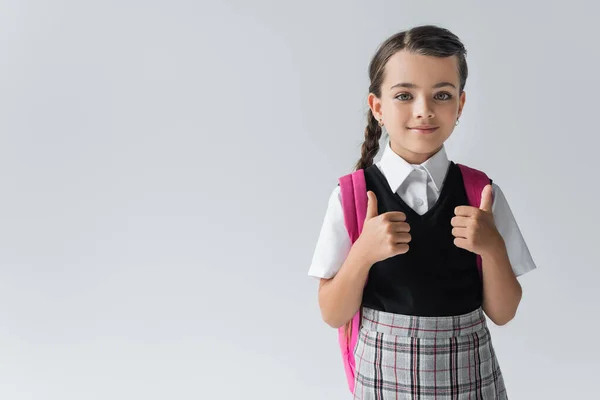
(308, 25, 536, 399)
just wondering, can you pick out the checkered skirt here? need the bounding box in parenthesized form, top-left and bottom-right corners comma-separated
(352, 307, 507, 399)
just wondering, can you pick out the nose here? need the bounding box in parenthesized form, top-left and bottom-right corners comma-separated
(414, 97, 435, 119)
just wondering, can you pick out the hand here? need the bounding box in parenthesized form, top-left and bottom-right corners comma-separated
(451, 184, 503, 257)
(356, 191, 411, 265)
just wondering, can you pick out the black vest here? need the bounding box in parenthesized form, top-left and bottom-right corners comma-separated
(361, 162, 488, 316)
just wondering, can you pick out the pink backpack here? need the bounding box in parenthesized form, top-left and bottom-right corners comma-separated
(337, 163, 491, 394)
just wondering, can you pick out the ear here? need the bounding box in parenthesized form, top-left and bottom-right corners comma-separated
(457, 90, 466, 119)
(368, 93, 383, 122)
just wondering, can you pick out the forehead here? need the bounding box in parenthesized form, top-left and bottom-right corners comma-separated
(383, 50, 460, 88)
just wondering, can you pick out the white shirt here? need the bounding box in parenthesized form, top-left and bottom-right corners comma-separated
(308, 142, 537, 280)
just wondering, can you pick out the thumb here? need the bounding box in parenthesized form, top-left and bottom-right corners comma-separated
(366, 191, 379, 220)
(479, 184, 493, 212)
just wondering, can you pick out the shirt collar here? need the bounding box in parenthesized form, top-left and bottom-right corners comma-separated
(377, 141, 450, 193)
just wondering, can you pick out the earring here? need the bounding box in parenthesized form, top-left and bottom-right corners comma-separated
(455, 119, 460, 126)
(378, 119, 384, 127)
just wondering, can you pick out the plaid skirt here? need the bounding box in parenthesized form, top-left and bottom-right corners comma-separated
(352, 307, 507, 399)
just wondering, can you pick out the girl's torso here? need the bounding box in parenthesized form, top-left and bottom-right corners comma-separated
(361, 161, 483, 317)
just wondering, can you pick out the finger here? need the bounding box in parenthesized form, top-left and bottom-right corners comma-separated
(453, 237, 470, 251)
(479, 184, 493, 212)
(452, 227, 468, 239)
(365, 191, 378, 220)
(391, 232, 412, 244)
(382, 211, 407, 222)
(392, 243, 410, 256)
(450, 216, 470, 228)
(454, 205, 477, 217)
(391, 221, 411, 233)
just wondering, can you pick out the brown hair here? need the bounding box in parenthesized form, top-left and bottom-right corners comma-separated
(346, 24, 469, 340)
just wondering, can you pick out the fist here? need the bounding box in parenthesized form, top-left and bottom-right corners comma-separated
(450, 184, 503, 257)
(357, 191, 411, 265)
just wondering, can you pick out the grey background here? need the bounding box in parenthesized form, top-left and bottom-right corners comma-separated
(0, 0, 597, 399)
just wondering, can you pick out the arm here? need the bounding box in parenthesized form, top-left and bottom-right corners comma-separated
(481, 239, 523, 326)
(452, 184, 529, 326)
(318, 239, 372, 329)
(316, 190, 410, 329)
(311, 186, 410, 329)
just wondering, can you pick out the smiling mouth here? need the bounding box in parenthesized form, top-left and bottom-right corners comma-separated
(408, 127, 439, 134)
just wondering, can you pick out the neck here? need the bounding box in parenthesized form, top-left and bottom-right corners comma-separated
(389, 142, 442, 165)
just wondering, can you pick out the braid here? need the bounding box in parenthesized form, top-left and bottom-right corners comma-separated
(354, 110, 383, 171)
(343, 110, 382, 339)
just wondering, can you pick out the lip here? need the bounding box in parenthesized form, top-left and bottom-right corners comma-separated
(408, 126, 439, 134)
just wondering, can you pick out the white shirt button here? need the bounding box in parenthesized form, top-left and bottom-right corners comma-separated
(415, 198, 424, 207)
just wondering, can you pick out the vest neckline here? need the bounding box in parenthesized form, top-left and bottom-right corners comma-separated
(369, 161, 456, 221)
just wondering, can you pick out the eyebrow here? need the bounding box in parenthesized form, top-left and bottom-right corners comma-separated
(390, 82, 457, 90)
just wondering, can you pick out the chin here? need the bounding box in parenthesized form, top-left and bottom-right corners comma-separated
(402, 141, 445, 155)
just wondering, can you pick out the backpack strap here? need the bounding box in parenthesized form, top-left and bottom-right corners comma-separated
(339, 169, 368, 244)
(337, 169, 368, 394)
(456, 163, 493, 279)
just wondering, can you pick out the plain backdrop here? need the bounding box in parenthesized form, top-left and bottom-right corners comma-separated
(0, 0, 598, 399)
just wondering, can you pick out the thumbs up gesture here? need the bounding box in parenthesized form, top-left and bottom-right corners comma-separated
(356, 191, 412, 265)
(450, 184, 503, 257)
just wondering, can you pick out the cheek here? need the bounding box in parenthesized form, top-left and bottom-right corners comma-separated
(383, 103, 410, 124)
(439, 102, 460, 118)
(443, 105, 459, 117)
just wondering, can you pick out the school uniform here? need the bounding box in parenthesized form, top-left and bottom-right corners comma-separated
(308, 142, 536, 399)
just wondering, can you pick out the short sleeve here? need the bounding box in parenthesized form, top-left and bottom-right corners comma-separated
(307, 186, 352, 280)
(491, 183, 537, 277)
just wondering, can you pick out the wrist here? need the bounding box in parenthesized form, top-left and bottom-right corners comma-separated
(480, 236, 507, 262)
(350, 237, 376, 271)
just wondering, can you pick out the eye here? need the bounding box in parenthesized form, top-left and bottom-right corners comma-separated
(435, 92, 453, 100)
(395, 93, 412, 101)
(395, 92, 453, 101)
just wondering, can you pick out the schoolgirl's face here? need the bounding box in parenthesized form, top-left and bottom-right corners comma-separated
(368, 50, 466, 164)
